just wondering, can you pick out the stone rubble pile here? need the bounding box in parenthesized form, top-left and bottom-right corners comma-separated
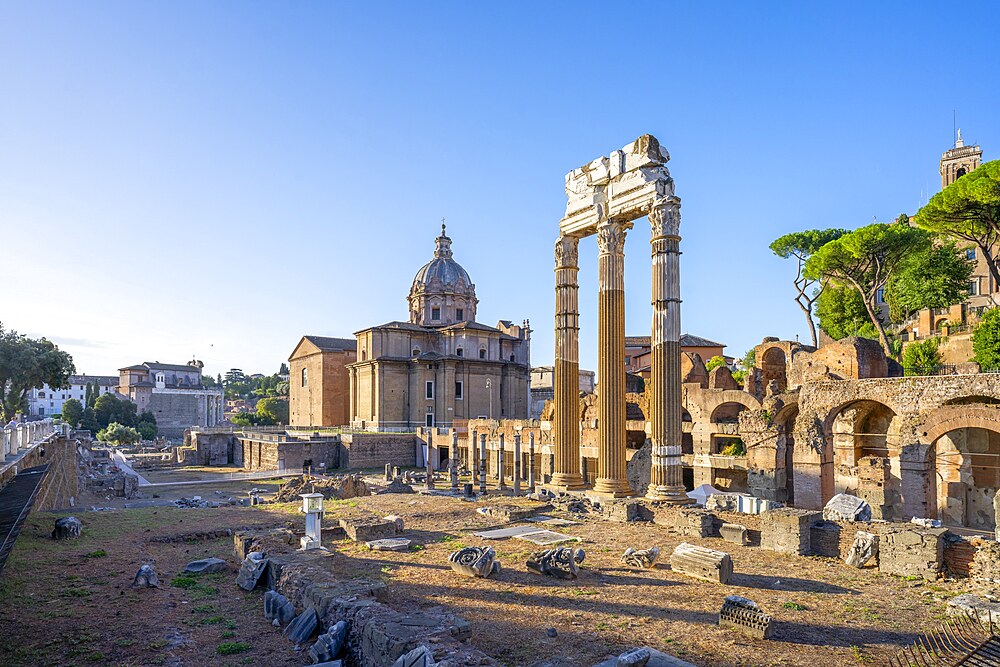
(274, 473, 371, 502)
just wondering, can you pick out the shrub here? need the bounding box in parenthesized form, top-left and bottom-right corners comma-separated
(973, 308, 1000, 370)
(216, 642, 251, 655)
(902, 337, 942, 373)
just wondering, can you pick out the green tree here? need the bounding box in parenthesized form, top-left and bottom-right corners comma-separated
(279, 362, 289, 375)
(806, 219, 929, 356)
(136, 422, 157, 440)
(973, 308, 1000, 370)
(62, 398, 84, 428)
(769, 228, 847, 347)
(914, 161, 1000, 293)
(202, 374, 218, 388)
(88, 381, 99, 408)
(80, 407, 100, 434)
(256, 397, 288, 425)
(901, 337, 943, 374)
(94, 393, 137, 429)
(97, 422, 141, 446)
(705, 355, 727, 372)
(0, 323, 76, 422)
(884, 239, 974, 323)
(815, 283, 880, 341)
(84, 383, 93, 409)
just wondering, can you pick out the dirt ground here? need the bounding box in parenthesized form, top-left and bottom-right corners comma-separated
(0, 488, 968, 667)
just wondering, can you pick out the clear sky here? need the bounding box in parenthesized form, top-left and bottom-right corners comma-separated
(2, 2, 998, 378)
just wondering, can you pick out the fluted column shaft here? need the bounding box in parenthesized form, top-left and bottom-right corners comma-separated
(646, 197, 691, 503)
(552, 235, 585, 489)
(594, 219, 632, 497)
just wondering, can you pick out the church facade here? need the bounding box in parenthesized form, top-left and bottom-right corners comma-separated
(348, 226, 530, 429)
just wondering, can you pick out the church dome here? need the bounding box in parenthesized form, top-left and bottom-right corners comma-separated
(408, 225, 478, 327)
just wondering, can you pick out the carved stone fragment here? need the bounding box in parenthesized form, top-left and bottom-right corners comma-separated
(283, 606, 318, 644)
(391, 644, 436, 667)
(719, 595, 772, 639)
(621, 547, 661, 569)
(823, 493, 871, 523)
(52, 516, 82, 540)
(264, 589, 295, 626)
(720, 523, 749, 546)
(448, 546, 501, 578)
(526, 547, 586, 579)
(236, 551, 269, 591)
(131, 564, 159, 588)
(845, 531, 878, 568)
(309, 620, 348, 663)
(669, 542, 733, 584)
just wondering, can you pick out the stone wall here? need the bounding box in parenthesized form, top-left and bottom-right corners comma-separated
(879, 526, 947, 580)
(340, 433, 416, 470)
(238, 434, 340, 472)
(760, 508, 821, 556)
(185, 431, 237, 466)
(0, 434, 80, 512)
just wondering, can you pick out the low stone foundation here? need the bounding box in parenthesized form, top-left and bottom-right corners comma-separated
(878, 526, 947, 581)
(760, 508, 821, 556)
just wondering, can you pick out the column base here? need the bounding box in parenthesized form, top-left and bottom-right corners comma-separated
(592, 478, 633, 498)
(645, 485, 694, 504)
(548, 472, 587, 491)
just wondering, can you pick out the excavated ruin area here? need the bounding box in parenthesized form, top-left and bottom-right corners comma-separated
(0, 492, 969, 667)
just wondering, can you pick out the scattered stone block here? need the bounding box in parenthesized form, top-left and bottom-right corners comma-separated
(52, 516, 82, 540)
(621, 547, 660, 569)
(313, 662, 343, 667)
(720, 523, 749, 546)
(845, 531, 878, 568)
(602, 499, 650, 523)
(719, 595, 773, 639)
(183, 557, 227, 574)
(384, 515, 405, 531)
(283, 606, 318, 644)
(615, 647, 651, 666)
(823, 493, 871, 522)
(264, 590, 295, 626)
(948, 593, 1000, 625)
(590, 647, 698, 667)
(652, 506, 715, 538)
(310, 620, 348, 663)
(385, 477, 415, 494)
(760, 508, 821, 556)
(449, 546, 501, 578)
(367, 538, 412, 552)
(236, 552, 269, 591)
(131, 564, 159, 588)
(527, 547, 585, 579)
(911, 517, 942, 528)
(669, 542, 733, 584)
(392, 645, 436, 667)
(515, 529, 579, 546)
(705, 493, 743, 512)
(880, 525, 946, 580)
(473, 525, 542, 540)
(340, 517, 400, 542)
(478, 505, 538, 523)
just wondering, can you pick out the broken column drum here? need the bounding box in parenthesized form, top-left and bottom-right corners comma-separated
(670, 542, 734, 584)
(552, 135, 687, 502)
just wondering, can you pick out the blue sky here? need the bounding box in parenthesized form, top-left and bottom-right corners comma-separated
(2, 2, 998, 378)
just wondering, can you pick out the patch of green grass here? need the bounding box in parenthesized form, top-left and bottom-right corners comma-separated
(220, 630, 236, 639)
(850, 645, 874, 664)
(409, 544, 424, 552)
(171, 575, 200, 589)
(115, 639, 134, 647)
(901, 575, 922, 582)
(572, 589, 598, 596)
(782, 601, 806, 611)
(225, 619, 238, 629)
(88, 652, 105, 661)
(83, 550, 107, 558)
(193, 586, 219, 599)
(217, 641, 252, 655)
(62, 587, 91, 598)
(201, 615, 225, 625)
(440, 534, 458, 542)
(147, 639, 168, 650)
(192, 604, 215, 613)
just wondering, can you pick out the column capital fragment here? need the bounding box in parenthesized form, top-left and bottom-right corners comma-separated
(554, 235, 580, 269)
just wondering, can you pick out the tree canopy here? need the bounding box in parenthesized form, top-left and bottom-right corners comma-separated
(884, 239, 974, 322)
(61, 398, 84, 428)
(256, 397, 289, 425)
(97, 422, 141, 446)
(0, 323, 76, 422)
(914, 161, 1000, 293)
(973, 307, 1000, 370)
(770, 228, 847, 346)
(814, 283, 879, 341)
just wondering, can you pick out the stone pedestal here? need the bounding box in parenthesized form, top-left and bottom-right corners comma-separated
(593, 218, 632, 498)
(513, 434, 521, 495)
(551, 235, 586, 490)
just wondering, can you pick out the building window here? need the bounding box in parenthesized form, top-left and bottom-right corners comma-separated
(479, 349, 486, 359)
(456, 308, 464, 321)
(456, 347, 463, 357)
(361, 349, 367, 360)
(425, 413, 434, 427)
(301, 368, 308, 387)
(875, 288, 885, 304)
(38, 407, 44, 416)
(432, 307, 441, 320)
(509, 354, 515, 362)
(412, 348, 420, 356)
(969, 280, 979, 296)
(957, 167, 967, 179)
(425, 381, 434, 399)
(625, 356, 631, 364)
(38, 391, 45, 398)
(455, 380, 463, 399)
(967, 248, 977, 261)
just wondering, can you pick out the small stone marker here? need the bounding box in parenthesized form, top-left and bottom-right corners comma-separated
(621, 546, 661, 569)
(720, 523, 749, 546)
(669, 542, 733, 584)
(366, 538, 412, 552)
(236, 551, 269, 591)
(183, 557, 227, 574)
(719, 595, 772, 639)
(448, 546, 501, 578)
(385, 463, 393, 482)
(392, 644, 436, 667)
(615, 647, 651, 667)
(283, 606, 318, 644)
(844, 531, 878, 568)
(264, 590, 295, 626)
(131, 564, 159, 588)
(822, 493, 871, 523)
(309, 619, 348, 663)
(463, 483, 474, 498)
(52, 516, 82, 540)
(526, 547, 585, 579)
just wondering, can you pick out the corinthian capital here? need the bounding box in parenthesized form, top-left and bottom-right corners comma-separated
(649, 196, 681, 239)
(554, 235, 579, 269)
(596, 219, 627, 255)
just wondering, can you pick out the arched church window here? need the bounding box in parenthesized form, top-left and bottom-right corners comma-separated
(479, 349, 486, 359)
(412, 348, 420, 357)
(456, 347, 463, 357)
(957, 167, 967, 179)
(301, 368, 308, 388)
(361, 349, 367, 361)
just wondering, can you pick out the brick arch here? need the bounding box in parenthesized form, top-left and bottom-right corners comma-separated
(821, 398, 897, 436)
(921, 406, 1000, 445)
(701, 390, 762, 421)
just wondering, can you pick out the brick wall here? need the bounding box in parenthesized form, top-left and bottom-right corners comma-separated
(0, 435, 80, 511)
(341, 434, 416, 470)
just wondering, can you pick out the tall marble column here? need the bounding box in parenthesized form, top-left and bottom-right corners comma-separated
(645, 197, 691, 503)
(552, 235, 586, 490)
(594, 217, 633, 497)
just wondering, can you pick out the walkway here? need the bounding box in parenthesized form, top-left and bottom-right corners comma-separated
(110, 450, 152, 486)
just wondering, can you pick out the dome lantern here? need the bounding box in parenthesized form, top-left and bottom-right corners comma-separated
(408, 225, 478, 327)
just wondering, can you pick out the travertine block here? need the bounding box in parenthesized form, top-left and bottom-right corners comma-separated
(670, 542, 733, 584)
